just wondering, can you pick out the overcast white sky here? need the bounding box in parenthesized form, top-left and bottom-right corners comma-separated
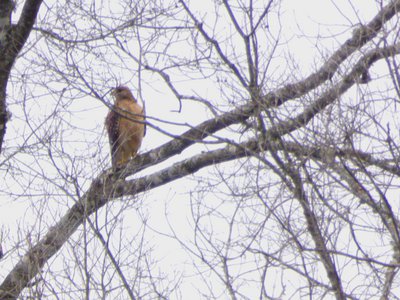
(0, 0, 392, 298)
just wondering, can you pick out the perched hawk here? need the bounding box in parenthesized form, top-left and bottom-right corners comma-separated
(105, 86, 146, 170)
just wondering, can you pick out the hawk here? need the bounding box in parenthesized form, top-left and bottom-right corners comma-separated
(105, 86, 146, 170)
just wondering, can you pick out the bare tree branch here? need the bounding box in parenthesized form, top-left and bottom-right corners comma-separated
(2, 1, 400, 299)
(0, 0, 43, 154)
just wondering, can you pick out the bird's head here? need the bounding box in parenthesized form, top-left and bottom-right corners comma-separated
(111, 86, 136, 102)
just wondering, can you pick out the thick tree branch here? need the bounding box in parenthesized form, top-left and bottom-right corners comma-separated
(269, 43, 400, 138)
(0, 1, 14, 37)
(283, 142, 400, 176)
(264, 0, 400, 107)
(13, 0, 43, 56)
(0, 0, 43, 155)
(293, 169, 345, 299)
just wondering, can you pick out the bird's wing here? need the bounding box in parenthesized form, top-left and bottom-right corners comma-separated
(105, 109, 120, 167)
(141, 103, 146, 137)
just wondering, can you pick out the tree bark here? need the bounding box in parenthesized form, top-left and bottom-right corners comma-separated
(0, 0, 43, 154)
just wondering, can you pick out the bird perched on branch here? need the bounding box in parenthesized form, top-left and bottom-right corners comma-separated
(105, 86, 146, 170)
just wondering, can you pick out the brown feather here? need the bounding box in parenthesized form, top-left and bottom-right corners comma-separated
(106, 86, 145, 170)
(105, 109, 120, 169)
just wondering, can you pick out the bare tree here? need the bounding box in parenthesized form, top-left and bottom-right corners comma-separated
(1, 0, 400, 299)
